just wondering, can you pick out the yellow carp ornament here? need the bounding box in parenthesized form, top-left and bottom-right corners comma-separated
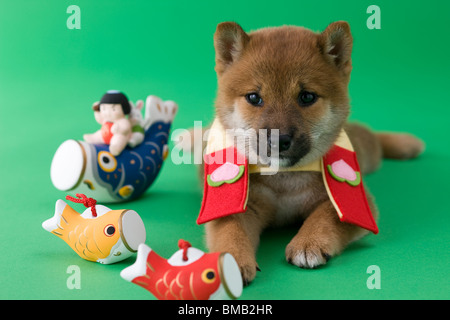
(42, 196, 146, 264)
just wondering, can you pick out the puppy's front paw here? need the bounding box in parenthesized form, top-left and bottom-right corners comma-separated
(233, 253, 258, 286)
(285, 238, 332, 269)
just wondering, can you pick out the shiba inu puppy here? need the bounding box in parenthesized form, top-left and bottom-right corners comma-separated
(201, 21, 424, 285)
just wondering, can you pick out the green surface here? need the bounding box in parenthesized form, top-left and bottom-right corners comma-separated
(0, 0, 449, 300)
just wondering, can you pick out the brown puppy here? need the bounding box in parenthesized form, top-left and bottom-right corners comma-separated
(202, 21, 424, 285)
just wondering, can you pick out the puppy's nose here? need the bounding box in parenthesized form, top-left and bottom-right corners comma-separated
(269, 134, 292, 152)
(278, 135, 292, 152)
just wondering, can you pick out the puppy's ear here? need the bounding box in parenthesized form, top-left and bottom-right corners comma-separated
(214, 22, 249, 75)
(320, 21, 353, 76)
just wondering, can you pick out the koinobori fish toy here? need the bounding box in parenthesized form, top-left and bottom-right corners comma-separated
(50, 95, 177, 203)
(120, 240, 243, 300)
(42, 194, 146, 264)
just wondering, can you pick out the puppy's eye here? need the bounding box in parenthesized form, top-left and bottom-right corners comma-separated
(298, 91, 318, 107)
(245, 92, 264, 107)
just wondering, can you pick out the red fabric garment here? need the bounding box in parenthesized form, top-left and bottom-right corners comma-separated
(197, 147, 248, 224)
(197, 144, 378, 234)
(322, 145, 378, 234)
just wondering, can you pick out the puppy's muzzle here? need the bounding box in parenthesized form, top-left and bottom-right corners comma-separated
(269, 134, 293, 152)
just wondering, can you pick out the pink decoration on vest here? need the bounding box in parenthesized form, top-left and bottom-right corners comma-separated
(210, 162, 240, 182)
(330, 159, 357, 181)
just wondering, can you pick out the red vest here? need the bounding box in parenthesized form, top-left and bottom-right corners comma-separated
(197, 124, 378, 234)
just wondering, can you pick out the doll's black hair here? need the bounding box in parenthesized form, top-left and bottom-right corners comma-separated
(100, 90, 131, 115)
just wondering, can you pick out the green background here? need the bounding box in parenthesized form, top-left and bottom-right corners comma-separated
(0, 0, 448, 300)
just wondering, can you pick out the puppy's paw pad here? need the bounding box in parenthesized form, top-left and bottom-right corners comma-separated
(286, 242, 331, 269)
(288, 250, 329, 269)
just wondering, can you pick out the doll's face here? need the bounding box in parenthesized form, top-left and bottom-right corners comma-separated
(100, 103, 125, 122)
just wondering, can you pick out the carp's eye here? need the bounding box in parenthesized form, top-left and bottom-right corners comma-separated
(98, 151, 117, 172)
(201, 268, 216, 284)
(104, 224, 116, 237)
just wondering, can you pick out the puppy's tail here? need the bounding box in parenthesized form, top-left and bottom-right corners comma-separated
(376, 132, 425, 160)
(346, 123, 425, 174)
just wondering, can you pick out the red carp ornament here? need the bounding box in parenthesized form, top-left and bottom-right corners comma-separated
(120, 240, 243, 300)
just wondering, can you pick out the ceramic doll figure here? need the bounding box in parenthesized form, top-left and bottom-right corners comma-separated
(51, 95, 177, 203)
(84, 90, 134, 156)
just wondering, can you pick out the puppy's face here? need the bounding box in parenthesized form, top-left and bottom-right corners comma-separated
(214, 22, 353, 167)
